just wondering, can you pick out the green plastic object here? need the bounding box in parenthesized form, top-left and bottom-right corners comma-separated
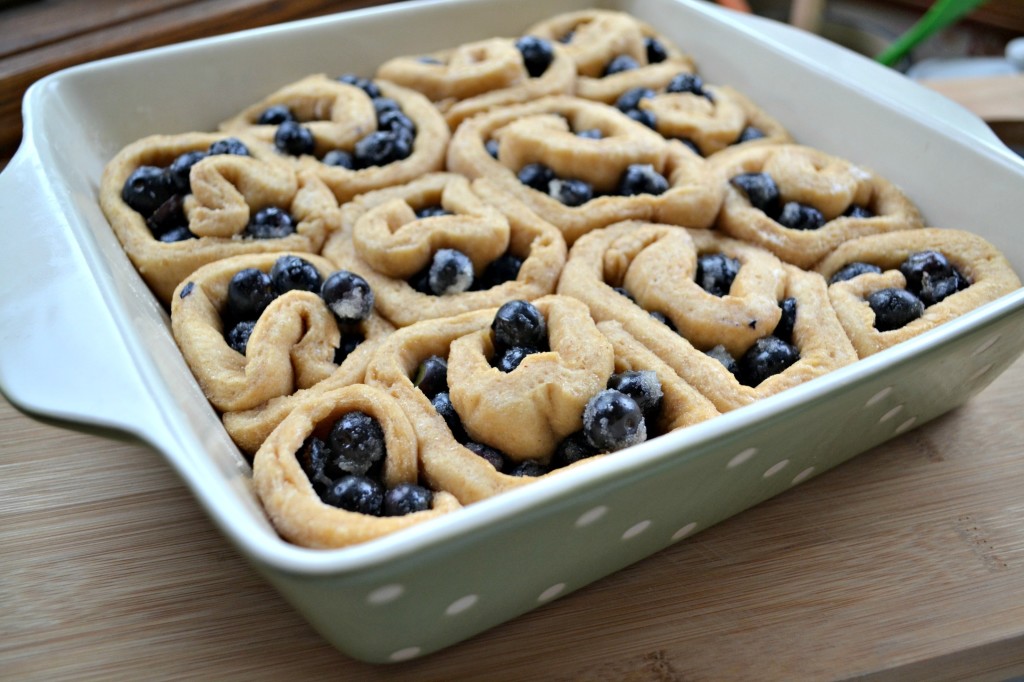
(876, 0, 989, 67)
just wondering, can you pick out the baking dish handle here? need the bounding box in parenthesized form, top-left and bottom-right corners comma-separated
(0, 146, 165, 437)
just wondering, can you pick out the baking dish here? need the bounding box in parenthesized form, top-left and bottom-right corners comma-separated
(1, 0, 1023, 663)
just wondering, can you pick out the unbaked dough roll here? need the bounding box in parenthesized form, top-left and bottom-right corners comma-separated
(322, 173, 566, 327)
(559, 221, 857, 412)
(253, 384, 461, 549)
(816, 228, 1021, 357)
(100, 132, 339, 303)
(447, 95, 722, 244)
(711, 144, 923, 269)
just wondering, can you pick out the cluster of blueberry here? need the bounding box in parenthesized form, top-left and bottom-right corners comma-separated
(404, 205, 524, 297)
(297, 411, 433, 516)
(511, 159, 671, 208)
(731, 172, 874, 232)
(120, 137, 252, 242)
(213, 254, 372, 360)
(413, 300, 665, 478)
(831, 250, 968, 332)
(261, 74, 418, 169)
(600, 36, 670, 76)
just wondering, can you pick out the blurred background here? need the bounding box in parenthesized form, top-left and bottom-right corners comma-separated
(0, 0, 1021, 162)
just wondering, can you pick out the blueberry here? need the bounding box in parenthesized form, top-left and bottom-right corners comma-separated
(274, 121, 315, 156)
(326, 411, 386, 477)
(625, 108, 657, 129)
(645, 37, 668, 64)
(167, 151, 207, 193)
(576, 128, 603, 139)
(157, 225, 197, 243)
(383, 483, 433, 516)
(415, 205, 451, 218)
(372, 97, 401, 115)
(695, 253, 740, 297)
(607, 370, 663, 416)
(485, 139, 500, 159)
(491, 300, 547, 351)
(414, 355, 448, 399)
(829, 262, 882, 284)
(918, 270, 968, 306)
(354, 129, 413, 167)
(146, 194, 188, 239)
(550, 431, 599, 469)
(676, 137, 702, 156)
(517, 163, 555, 192)
(270, 255, 322, 294)
(515, 35, 555, 78)
(650, 311, 677, 332)
(617, 164, 669, 196)
(706, 344, 738, 375)
(495, 346, 532, 373)
(428, 249, 474, 295)
(844, 204, 875, 219)
(474, 253, 523, 290)
(666, 73, 713, 101)
(336, 74, 381, 98)
(321, 271, 374, 323)
(334, 332, 363, 365)
(614, 286, 636, 302)
(208, 137, 250, 156)
(257, 104, 295, 125)
(777, 201, 825, 231)
(509, 460, 547, 477)
(466, 442, 507, 472)
(730, 172, 780, 217)
(226, 319, 256, 355)
(245, 206, 296, 239)
(868, 288, 925, 332)
(774, 297, 797, 345)
(736, 126, 766, 144)
(122, 166, 174, 217)
(226, 268, 276, 320)
(322, 149, 355, 169)
(583, 389, 647, 452)
(432, 391, 468, 442)
(604, 54, 639, 76)
(549, 178, 593, 207)
(378, 109, 416, 135)
(297, 436, 333, 495)
(323, 475, 384, 515)
(559, 29, 575, 44)
(899, 251, 966, 305)
(615, 87, 655, 112)
(737, 336, 799, 387)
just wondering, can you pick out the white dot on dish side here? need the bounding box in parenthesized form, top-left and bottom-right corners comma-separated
(367, 584, 404, 605)
(575, 505, 608, 527)
(538, 583, 566, 603)
(389, 647, 422, 662)
(895, 417, 917, 435)
(445, 594, 479, 616)
(971, 335, 1000, 356)
(968, 363, 993, 383)
(879, 404, 904, 423)
(727, 447, 758, 468)
(792, 467, 815, 485)
(622, 520, 651, 540)
(763, 460, 789, 478)
(671, 522, 698, 541)
(865, 386, 893, 407)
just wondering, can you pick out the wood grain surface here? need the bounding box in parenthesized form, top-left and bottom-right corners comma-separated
(3, 352, 1024, 681)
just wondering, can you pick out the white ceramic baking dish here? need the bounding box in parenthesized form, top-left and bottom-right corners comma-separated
(2, 0, 1023, 663)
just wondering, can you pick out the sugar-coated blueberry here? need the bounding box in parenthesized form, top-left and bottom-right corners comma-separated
(515, 36, 555, 78)
(225, 320, 256, 355)
(157, 225, 197, 243)
(465, 441, 506, 472)
(868, 288, 925, 331)
(270, 255, 322, 294)
(518, 163, 555, 192)
(323, 475, 384, 515)
(257, 104, 295, 125)
(167, 150, 207, 193)
(431, 391, 468, 443)
(354, 129, 413, 167)
(414, 355, 448, 399)
(485, 139, 500, 159)
(274, 121, 315, 156)
(297, 436, 333, 495)
(617, 164, 669, 196)
(550, 431, 599, 469)
(321, 271, 374, 323)
(736, 126, 766, 144)
(666, 73, 713, 101)
(122, 166, 174, 217)
(549, 178, 593, 207)
(737, 336, 799, 387)
(326, 411, 386, 477)
(474, 253, 523, 290)
(583, 389, 647, 452)
(695, 253, 740, 297)
(844, 203, 874, 218)
(730, 172, 780, 217)
(645, 37, 668, 63)
(208, 137, 250, 156)
(378, 109, 416, 135)
(226, 268, 276, 320)
(706, 344, 739, 376)
(383, 483, 433, 516)
(415, 205, 451, 218)
(899, 251, 967, 305)
(245, 206, 296, 239)
(777, 201, 825, 231)
(428, 249, 474, 295)
(604, 54, 639, 76)
(337, 74, 381, 98)
(491, 300, 547, 351)
(509, 460, 547, 477)
(919, 270, 968, 306)
(829, 262, 882, 284)
(322, 149, 355, 168)
(607, 370, 663, 416)
(774, 297, 797, 345)
(495, 346, 532, 373)
(373, 97, 400, 115)
(615, 87, 655, 112)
